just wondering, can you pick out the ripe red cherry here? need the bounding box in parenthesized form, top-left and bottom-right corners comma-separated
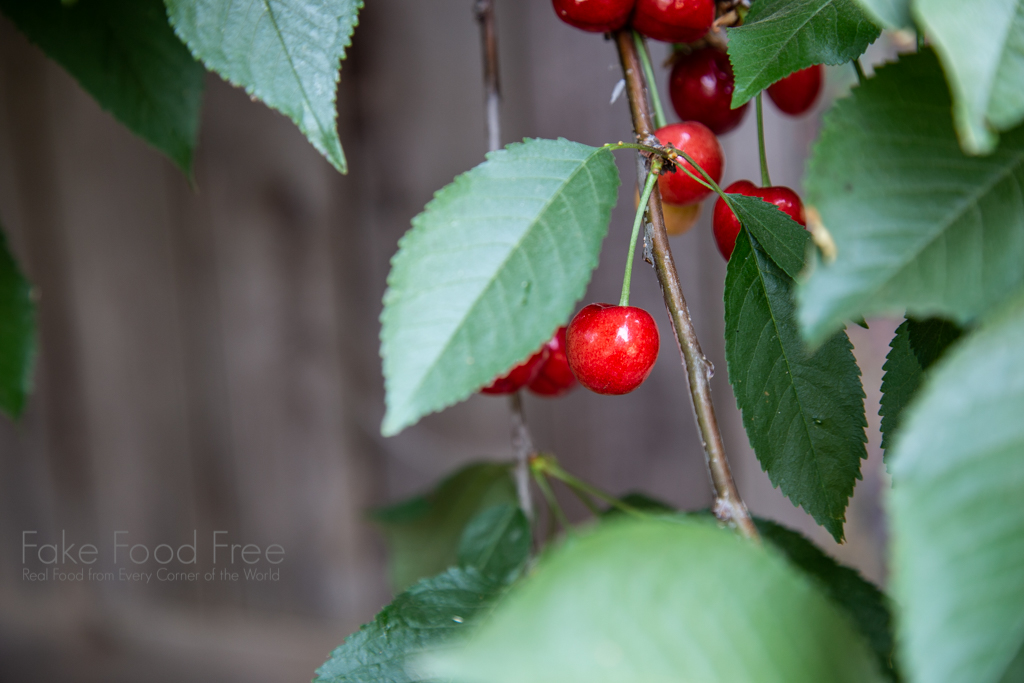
(766, 65, 823, 116)
(712, 180, 807, 259)
(566, 304, 660, 395)
(481, 346, 546, 394)
(669, 47, 749, 135)
(632, 0, 715, 43)
(528, 327, 577, 397)
(551, 0, 635, 33)
(654, 122, 724, 205)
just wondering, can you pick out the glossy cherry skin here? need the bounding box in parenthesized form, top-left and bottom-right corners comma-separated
(632, 0, 715, 43)
(654, 122, 724, 205)
(766, 65, 823, 116)
(566, 304, 660, 395)
(712, 180, 807, 259)
(551, 0, 635, 32)
(669, 47, 749, 135)
(481, 346, 546, 394)
(528, 327, 578, 397)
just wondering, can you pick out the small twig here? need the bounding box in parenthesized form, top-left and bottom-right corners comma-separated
(474, 0, 502, 153)
(614, 29, 759, 541)
(756, 92, 772, 187)
(508, 392, 535, 520)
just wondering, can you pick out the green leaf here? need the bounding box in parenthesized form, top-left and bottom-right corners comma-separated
(756, 519, 898, 681)
(799, 50, 1024, 345)
(726, 0, 880, 107)
(0, 226, 34, 418)
(423, 518, 885, 683)
(315, 504, 528, 683)
(727, 194, 811, 279)
(853, 0, 911, 29)
(456, 504, 530, 585)
(889, 290, 1024, 683)
(914, 0, 1024, 155)
(725, 230, 866, 541)
(907, 317, 963, 370)
(0, 0, 204, 174)
(165, 0, 360, 174)
(380, 139, 619, 436)
(371, 462, 516, 592)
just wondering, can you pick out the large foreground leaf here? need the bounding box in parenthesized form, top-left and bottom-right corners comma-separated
(853, 0, 911, 28)
(727, 0, 880, 107)
(0, 226, 34, 418)
(165, 0, 360, 174)
(381, 139, 619, 436)
(316, 505, 529, 683)
(914, 0, 1024, 154)
(889, 291, 1024, 683)
(725, 227, 866, 542)
(799, 50, 1024, 345)
(424, 518, 884, 683)
(0, 0, 204, 173)
(371, 462, 516, 592)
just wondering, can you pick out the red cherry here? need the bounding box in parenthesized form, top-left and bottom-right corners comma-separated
(551, 0, 635, 33)
(528, 327, 578, 397)
(632, 0, 715, 43)
(712, 180, 807, 259)
(766, 65, 823, 116)
(669, 47, 748, 135)
(654, 122, 724, 205)
(566, 304, 660, 395)
(481, 347, 546, 395)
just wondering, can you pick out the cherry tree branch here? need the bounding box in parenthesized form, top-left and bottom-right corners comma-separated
(613, 29, 758, 541)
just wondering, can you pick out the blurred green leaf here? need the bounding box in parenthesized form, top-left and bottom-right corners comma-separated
(165, 0, 360, 173)
(423, 518, 884, 683)
(316, 504, 528, 683)
(0, 226, 34, 418)
(853, 0, 911, 28)
(914, 0, 1024, 154)
(890, 290, 1024, 683)
(725, 229, 866, 541)
(380, 138, 619, 436)
(0, 0, 204, 173)
(727, 0, 879, 106)
(371, 462, 516, 592)
(800, 50, 1024, 345)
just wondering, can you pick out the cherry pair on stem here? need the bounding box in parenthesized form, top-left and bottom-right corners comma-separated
(482, 327, 577, 397)
(553, 0, 714, 43)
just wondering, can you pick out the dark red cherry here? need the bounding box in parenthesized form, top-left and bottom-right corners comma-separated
(551, 0, 635, 33)
(712, 180, 807, 259)
(481, 347, 546, 394)
(669, 47, 749, 135)
(654, 122, 724, 205)
(528, 327, 577, 397)
(566, 304, 660, 395)
(766, 65, 823, 116)
(632, 0, 715, 43)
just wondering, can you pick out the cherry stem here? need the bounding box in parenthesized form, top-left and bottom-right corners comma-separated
(621, 159, 661, 307)
(537, 457, 646, 519)
(756, 92, 772, 187)
(614, 28, 759, 542)
(633, 31, 668, 129)
(532, 467, 570, 533)
(852, 58, 866, 85)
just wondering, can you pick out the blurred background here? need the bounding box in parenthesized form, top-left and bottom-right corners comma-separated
(0, 1, 898, 681)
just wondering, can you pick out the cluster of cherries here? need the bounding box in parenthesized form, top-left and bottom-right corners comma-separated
(482, 0, 824, 400)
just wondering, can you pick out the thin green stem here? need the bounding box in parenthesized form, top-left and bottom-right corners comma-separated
(539, 461, 647, 520)
(633, 31, 667, 129)
(756, 92, 772, 187)
(621, 160, 661, 307)
(533, 469, 570, 532)
(852, 58, 866, 85)
(567, 485, 603, 516)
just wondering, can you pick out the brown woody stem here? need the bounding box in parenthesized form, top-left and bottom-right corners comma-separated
(614, 29, 759, 541)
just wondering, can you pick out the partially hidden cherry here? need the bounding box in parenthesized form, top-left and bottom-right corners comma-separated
(669, 47, 749, 135)
(766, 65, 823, 116)
(632, 0, 715, 43)
(634, 188, 702, 236)
(712, 180, 807, 260)
(551, 0, 635, 33)
(566, 304, 660, 395)
(654, 122, 724, 205)
(528, 327, 578, 397)
(481, 346, 546, 394)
